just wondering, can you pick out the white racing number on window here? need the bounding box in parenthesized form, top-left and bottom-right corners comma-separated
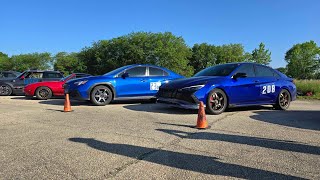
(150, 82, 161, 91)
(262, 84, 275, 94)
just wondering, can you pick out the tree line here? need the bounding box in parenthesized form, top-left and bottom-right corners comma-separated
(0, 32, 319, 79)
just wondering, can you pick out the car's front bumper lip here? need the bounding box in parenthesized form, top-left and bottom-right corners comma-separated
(157, 97, 200, 109)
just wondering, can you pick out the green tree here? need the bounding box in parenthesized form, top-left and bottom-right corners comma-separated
(79, 32, 194, 76)
(285, 41, 320, 79)
(9, 52, 52, 72)
(53, 52, 85, 75)
(215, 44, 249, 64)
(0, 52, 13, 70)
(190, 43, 217, 73)
(250, 43, 271, 65)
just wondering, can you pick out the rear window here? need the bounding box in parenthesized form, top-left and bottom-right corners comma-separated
(43, 72, 63, 78)
(149, 67, 168, 76)
(255, 65, 276, 77)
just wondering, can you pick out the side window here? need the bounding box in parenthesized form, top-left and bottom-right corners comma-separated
(43, 72, 63, 78)
(25, 72, 43, 78)
(255, 65, 274, 77)
(7, 73, 16, 78)
(235, 64, 255, 77)
(125, 67, 146, 77)
(149, 67, 168, 76)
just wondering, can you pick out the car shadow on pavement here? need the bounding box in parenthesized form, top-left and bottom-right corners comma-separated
(156, 129, 320, 156)
(250, 110, 320, 131)
(38, 99, 155, 106)
(124, 104, 273, 115)
(124, 103, 198, 115)
(69, 137, 302, 179)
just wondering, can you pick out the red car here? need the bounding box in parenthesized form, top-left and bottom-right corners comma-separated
(24, 73, 91, 100)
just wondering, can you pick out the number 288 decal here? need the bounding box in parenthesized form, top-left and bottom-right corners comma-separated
(262, 84, 275, 94)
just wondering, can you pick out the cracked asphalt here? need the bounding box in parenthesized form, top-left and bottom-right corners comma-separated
(0, 96, 319, 179)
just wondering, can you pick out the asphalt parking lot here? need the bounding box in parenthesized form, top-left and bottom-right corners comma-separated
(0, 96, 319, 179)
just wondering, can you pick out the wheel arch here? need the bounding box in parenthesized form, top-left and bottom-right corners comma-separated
(34, 86, 53, 96)
(206, 86, 230, 106)
(88, 83, 116, 100)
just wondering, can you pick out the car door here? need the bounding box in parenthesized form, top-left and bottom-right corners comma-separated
(144, 67, 170, 96)
(254, 65, 279, 103)
(23, 72, 42, 85)
(228, 64, 261, 105)
(115, 66, 149, 97)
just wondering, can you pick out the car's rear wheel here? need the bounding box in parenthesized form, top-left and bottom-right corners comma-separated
(206, 89, 227, 115)
(0, 84, 12, 96)
(35, 87, 53, 100)
(274, 89, 291, 110)
(90, 85, 113, 106)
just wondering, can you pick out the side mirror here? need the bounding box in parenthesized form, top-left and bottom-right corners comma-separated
(20, 75, 25, 80)
(121, 72, 129, 79)
(233, 72, 247, 79)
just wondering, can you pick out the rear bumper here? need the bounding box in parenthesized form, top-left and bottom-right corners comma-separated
(157, 97, 199, 109)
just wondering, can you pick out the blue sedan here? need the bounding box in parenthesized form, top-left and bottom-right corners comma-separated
(64, 64, 184, 105)
(157, 62, 296, 114)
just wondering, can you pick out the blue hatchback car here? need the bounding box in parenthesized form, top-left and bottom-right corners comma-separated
(157, 63, 296, 115)
(65, 64, 183, 105)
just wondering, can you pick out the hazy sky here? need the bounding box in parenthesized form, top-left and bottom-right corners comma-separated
(0, 0, 319, 68)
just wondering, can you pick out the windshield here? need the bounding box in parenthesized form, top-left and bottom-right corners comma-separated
(194, 64, 240, 77)
(103, 65, 132, 76)
(60, 74, 73, 81)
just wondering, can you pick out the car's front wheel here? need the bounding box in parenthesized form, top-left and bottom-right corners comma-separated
(206, 88, 228, 115)
(90, 85, 113, 106)
(0, 84, 13, 96)
(35, 86, 52, 100)
(274, 89, 291, 110)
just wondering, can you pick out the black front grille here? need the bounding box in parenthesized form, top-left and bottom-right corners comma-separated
(157, 88, 196, 104)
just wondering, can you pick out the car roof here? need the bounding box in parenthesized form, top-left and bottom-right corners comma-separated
(24, 70, 62, 73)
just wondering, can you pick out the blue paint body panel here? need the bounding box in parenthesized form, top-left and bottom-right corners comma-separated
(157, 63, 297, 109)
(64, 64, 184, 100)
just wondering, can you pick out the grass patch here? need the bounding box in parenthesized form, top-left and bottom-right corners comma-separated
(295, 80, 320, 100)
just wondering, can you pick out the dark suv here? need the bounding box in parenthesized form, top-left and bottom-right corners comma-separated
(0, 71, 21, 79)
(0, 70, 64, 96)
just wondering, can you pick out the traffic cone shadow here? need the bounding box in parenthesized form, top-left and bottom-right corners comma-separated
(196, 101, 209, 129)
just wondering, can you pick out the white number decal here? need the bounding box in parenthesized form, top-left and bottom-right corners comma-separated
(262, 84, 275, 94)
(150, 82, 161, 91)
(262, 86, 267, 94)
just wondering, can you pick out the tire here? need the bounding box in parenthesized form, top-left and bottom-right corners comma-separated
(0, 84, 13, 96)
(35, 87, 53, 100)
(90, 85, 113, 106)
(150, 98, 157, 103)
(206, 89, 228, 115)
(274, 89, 291, 110)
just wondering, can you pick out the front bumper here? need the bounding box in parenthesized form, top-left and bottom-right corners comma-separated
(63, 84, 89, 100)
(156, 88, 201, 109)
(157, 97, 200, 109)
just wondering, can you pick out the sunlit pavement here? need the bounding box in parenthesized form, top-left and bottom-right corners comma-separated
(0, 96, 319, 179)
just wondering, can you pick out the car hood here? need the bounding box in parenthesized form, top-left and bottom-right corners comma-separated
(66, 75, 111, 84)
(161, 76, 226, 89)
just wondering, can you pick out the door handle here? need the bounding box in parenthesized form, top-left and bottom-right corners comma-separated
(254, 80, 260, 83)
(140, 79, 146, 82)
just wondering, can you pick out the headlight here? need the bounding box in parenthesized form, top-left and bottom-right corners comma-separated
(181, 85, 205, 92)
(74, 80, 88, 86)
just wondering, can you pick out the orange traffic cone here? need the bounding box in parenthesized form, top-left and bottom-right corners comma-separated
(196, 101, 208, 129)
(64, 93, 72, 112)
